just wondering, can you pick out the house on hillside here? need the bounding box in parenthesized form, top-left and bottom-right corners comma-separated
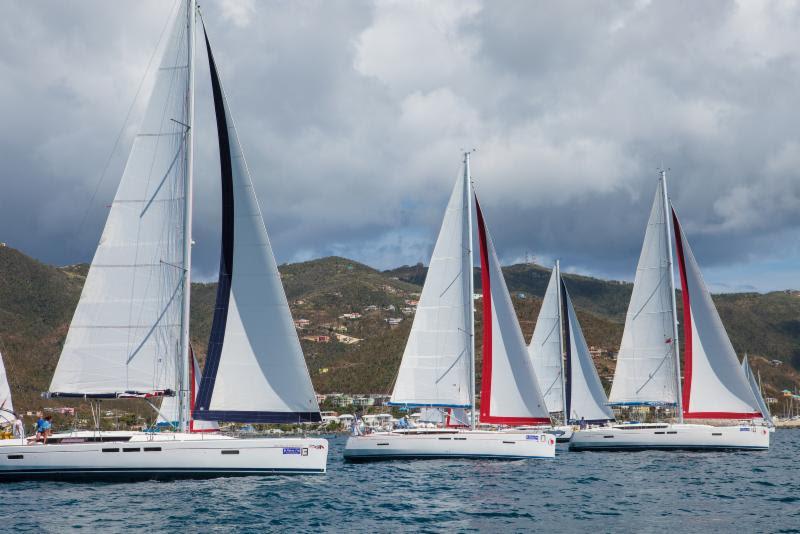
(335, 333, 362, 345)
(363, 305, 378, 312)
(386, 317, 403, 327)
(294, 318, 311, 328)
(383, 304, 396, 311)
(302, 335, 330, 343)
(339, 312, 362, 320)
(401, 307, 415, 315)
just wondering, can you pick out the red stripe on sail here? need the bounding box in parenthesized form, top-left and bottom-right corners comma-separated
(476, 197, 493, 424)
(672, 209, 693, 417)
(189, 346, 196, 433)
(475, 198, 550, 426)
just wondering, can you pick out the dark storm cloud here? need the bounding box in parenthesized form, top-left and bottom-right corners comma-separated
(1, 0, 798, 290)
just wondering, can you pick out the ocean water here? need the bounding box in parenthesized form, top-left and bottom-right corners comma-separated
(3, 430, 798, 533)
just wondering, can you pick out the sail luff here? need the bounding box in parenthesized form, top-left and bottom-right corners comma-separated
(742, 355, 773, 426)
(465, 152, 476, 429)
(556, 261, 567, 424)
(178, 0, 196, 432)
(661, 171, 683, 422)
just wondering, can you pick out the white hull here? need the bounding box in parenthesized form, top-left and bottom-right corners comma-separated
(343, 429, 555, 461)
(0, 431, 328, 481)
(515, 425, 573, 443)
(569, 423, 770, 451)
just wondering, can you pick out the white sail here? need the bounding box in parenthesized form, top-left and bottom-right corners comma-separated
(742, 355, 773, 427)
(50, 3, 190, 396)
(0, 351, 14, 419)
(528, 267, 564, 414)
(158, 352, 218, 431)
(193, 30, 320, 422)
(562, 283, 614, 422)
(609, 179, 678, 406)
(477, 199, 550, 424)
(673, 210, 761, 418)
(389, 167, 472, 407)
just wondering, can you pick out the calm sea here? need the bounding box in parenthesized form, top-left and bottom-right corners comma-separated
(4, 430, 798, 533)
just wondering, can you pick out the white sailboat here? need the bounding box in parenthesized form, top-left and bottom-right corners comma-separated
(571, 172, 770, 451)
(526, 263, 614, 441)
(343, 153, 556, 461)
(0, 1, 328, 480)
(741, 354, 775, 431)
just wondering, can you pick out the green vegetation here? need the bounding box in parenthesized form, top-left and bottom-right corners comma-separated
(1, 245, 799, 421)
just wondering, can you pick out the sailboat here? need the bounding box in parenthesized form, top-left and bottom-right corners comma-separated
(527, 262, 614, 441)
(0, 1, 328, 480)
(343, 153, 556, 461)
(571, 171, 770, 451)
(742, 354, 775, 431)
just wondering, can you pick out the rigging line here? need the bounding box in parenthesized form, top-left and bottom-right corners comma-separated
(126, 272, 185, 364)
(72, 0, 179, 256)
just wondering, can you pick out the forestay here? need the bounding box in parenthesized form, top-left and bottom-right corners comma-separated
(193, 28, 320, 423)
(609, 179, 678, 406)
(389, 166, 472, 407)
(50, 3, 190, 396)
(562, 281, 614, 423)
(741, 355, 773, 427)
(528, 268, 564, 414)
(476, 198, 550, 425)
(673, 209, 761, 419)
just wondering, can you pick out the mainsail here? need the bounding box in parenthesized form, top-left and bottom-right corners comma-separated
(673, 209, 761, 419)
(476, 198, 550, 425)
(528, 266, 565, 415)
(608, 178, 679, 406)
(561, 280, 614, 423)
(50, 2, 191, 397)
(389, 163, 473, 407)
(192, 27, 320, 423)
(0, 351, 14, 419)
(741, 355, 773, 427)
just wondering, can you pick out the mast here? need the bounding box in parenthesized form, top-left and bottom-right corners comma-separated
(555, 260, 567, 425)
(465, 151, 476, 430)
(661, 170, 683, 423)
(178, 0, 196, 432)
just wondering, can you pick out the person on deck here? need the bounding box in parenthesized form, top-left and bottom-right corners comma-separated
(579, 416, 587, 430)
(34, 412, 45, 443)
(41, 416, 52, 444)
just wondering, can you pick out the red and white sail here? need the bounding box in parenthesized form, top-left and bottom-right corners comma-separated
(672, 209, 761, 419)
(476, 198, 550, 425)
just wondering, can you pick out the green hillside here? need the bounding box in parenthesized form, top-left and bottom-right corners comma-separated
(1, 245, 799, 417)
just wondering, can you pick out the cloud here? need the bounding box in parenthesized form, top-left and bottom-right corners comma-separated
(1, 0, 799, 292)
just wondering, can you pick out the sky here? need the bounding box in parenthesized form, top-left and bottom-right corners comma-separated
(1, 0, 799, 292)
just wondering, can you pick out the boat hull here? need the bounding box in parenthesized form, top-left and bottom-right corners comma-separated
(569, 423, 770, 451)
(0, 432, 328, 481)
(343, 430, 556, 461)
